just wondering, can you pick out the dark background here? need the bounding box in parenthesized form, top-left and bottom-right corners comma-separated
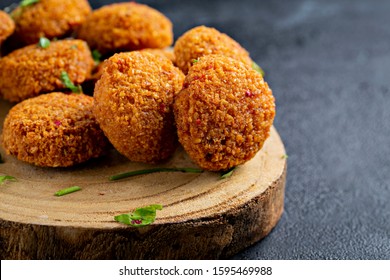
(2, 0, 389, 259)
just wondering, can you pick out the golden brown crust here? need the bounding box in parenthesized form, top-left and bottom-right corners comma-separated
(139, 48, 176, 64)
(93, 51, 185, 163)
(0, 39, 94, 103)
(11, 0, 91, 45)
(1, 92, 108, 167)
(0, 11, 15, 44)
(77, 2, 173, 55)
(173, 26, 252, 74)
(174, 55, 275, 171)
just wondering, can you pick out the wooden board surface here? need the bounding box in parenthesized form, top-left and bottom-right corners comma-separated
(0, 99, 287, 259)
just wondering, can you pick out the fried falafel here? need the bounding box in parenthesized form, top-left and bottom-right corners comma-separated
(93, 51, 185, 163)
(11, 0, 91, 45)
(1, 92, 108, 167)
(174, 55, 275, 171)
(173, 25, 252, 74)
(0, 10, 15, 44)
(77, 2, 173, 55)
(0, 39, 94, 102)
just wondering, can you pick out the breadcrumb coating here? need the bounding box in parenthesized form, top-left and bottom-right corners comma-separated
(173, 26, 252, 74)
(174, 55, 275, 171)
(0, 11, 15, 44)
(0, 39, 94, 103)
(93, 51, 185, 163)
(11, 0, 91, 45)
(1, 92, 108, 167)
(77, 2, 173, 55)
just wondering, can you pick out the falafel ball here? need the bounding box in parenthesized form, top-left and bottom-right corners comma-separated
(0, 39, 94, 103)
(93, 51, 185, 163)
(174, 25, 252, 74)
(139, 48, 176, 65)
(1, 92, 109, 167)
(174, 55, 275, 171)
(77, 2, 173, 55)
(11, 0, 91, 45)
(0, 11, 15, 44)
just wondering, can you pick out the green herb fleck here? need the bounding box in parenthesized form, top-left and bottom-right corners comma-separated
(220, 167, 236, 179)
(54, 186, 81, 196)
(70, 45, 78, 50)
(281, 154, 288, 159)
(0, 175, 17, 185)
(92, 49, 102, 64)
(60, 71, 82, 93)
(192, 59, 199, 64)
(37, 37, 50, 49)
(252, 61, 265, 77)
(114, 204, 163, 227)
(20, 0, 40, 7)
(109, 167, 203, 181)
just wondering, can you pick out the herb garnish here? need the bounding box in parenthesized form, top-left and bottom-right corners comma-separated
(54, 186, 81, 196)
(92, 49, 102, 65)
(20, 0, 40, 7)
(252, 61, 265, 77)
(220, 167, 236, 179)
(109, 167, 204, 181)
(281, 154, 288, 159)
(192, 58, 199, 64)
(38, 37, 50, 49)
(114, 204, 163, 227)
(60, 71, 82, 93)
(0, 175, 17, 184)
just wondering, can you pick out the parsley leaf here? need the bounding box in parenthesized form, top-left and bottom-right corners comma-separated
(38, 37, 50, 49)
(20, 0, 39, 7)
(60, 71, 82, 93)
(54, 186, 81, 196)
(0, 175, 17, 184)
(220, 167, 236, 179)
(252, 61, 265, 77)
(115, 204, 163, 227)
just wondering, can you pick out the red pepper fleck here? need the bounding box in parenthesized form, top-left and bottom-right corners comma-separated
(206, 63, 214, 70)
(245, 90, 254, 97)
(196, 119, 201, 125)
(54, 120, 62, 126)
(131, 219, 142, 225)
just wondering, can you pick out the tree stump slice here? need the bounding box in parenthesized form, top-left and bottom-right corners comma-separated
(0, 99, 287, 259)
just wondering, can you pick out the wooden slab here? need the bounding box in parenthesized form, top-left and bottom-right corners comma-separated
(0, 99, 287, 259)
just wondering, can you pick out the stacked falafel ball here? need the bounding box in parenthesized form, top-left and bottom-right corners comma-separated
(0, 0, 275, 172)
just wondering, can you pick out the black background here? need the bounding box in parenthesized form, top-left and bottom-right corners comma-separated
(1, 0, 389, 260)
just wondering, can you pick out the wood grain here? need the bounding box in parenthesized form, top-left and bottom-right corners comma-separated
(0, 99, 287, 259)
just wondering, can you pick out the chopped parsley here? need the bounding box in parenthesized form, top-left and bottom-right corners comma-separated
(0, 175, 17, 185)
(192, 58, 199, 64)
(92, 49, 102, 65)
(109, 167, 203, 181)
(54, 186, 81, 196)
(37, 37, 50, 49)
(60, 71, 82, 93)
(20, 0, 40, 7)
(252, 61, 265, 77)
(220, 167, 236, 179)
(114, 204, 163, 227)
